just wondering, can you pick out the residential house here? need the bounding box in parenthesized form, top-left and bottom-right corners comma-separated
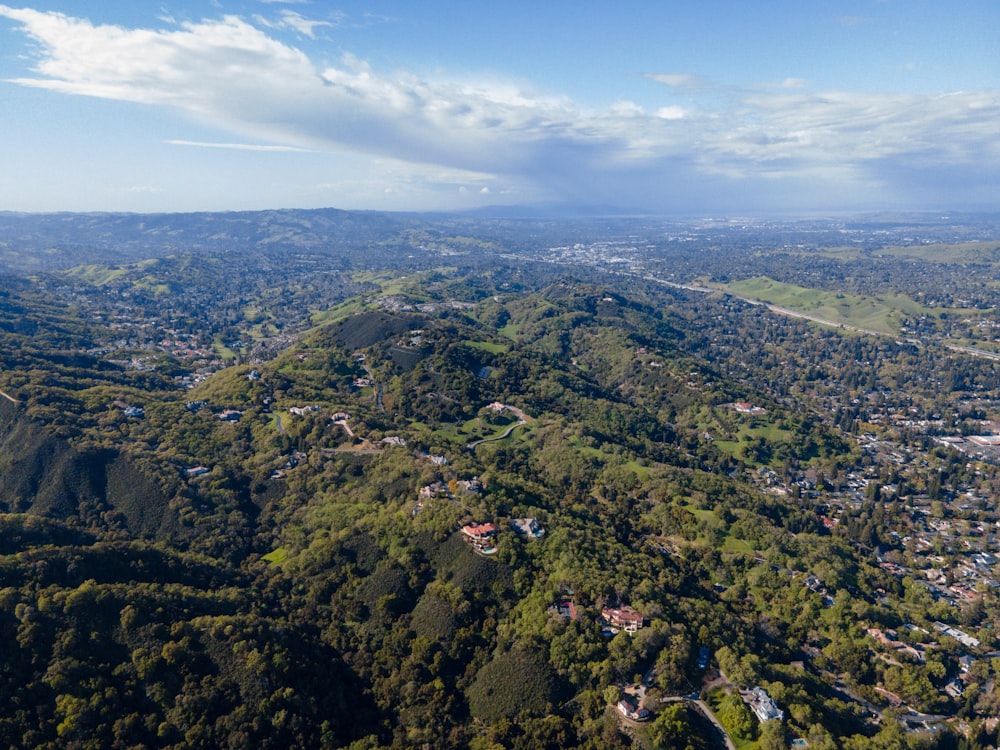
(744, 687, 783, 722)
(458, 477, 484, 495)
(616, 693, 649, 721)
(945, 678, 965, 699)
(549, 600, 577, 621)
(934, 621, 981, 648)
(511, 518, 545, 538)
(419, 482, 449, 501)
(601, 605, 644, 634)
(461, 522, 498, 554)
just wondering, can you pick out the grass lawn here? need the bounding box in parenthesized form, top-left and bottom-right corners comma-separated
(62, 264, 127, 285)
(499, 323, 520, 340)
(464, 340, 509, 354)
(720, 536, 755, 555)
(311, 297, 369, 326)
(212, 337, 238, 361)
(881, 241, 1000, 264)
(262, 546, 288, 564)
(712, 418, 795, 467)
(686, 505, 719, 524)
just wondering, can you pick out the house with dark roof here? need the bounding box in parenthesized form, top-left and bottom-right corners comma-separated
(511, 517, 544, 538)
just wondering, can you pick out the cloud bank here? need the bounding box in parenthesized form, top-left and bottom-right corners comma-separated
(1, 5, 997, 212)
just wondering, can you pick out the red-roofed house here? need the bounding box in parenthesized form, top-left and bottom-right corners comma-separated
(601, 605, 644, 633)
(461, 522, 498, 554)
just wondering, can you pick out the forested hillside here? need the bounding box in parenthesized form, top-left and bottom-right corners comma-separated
(2, 211, 1000, 749)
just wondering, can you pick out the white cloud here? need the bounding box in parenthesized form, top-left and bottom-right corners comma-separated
(260, 9, 340, 38)
(280, 10, 334, 37)
(655, 106, 685, 120)
(1, 5, 997, 211)
(644, 72, 708, 90)
(167, 139, 311, 152)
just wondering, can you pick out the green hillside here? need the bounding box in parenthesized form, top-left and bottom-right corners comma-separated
(0, 254, 997, 749)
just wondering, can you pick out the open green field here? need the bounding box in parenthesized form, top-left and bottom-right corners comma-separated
(879, 241, 1000, 264)
(61, 264, 127, 286)
(262, 546, 288, 564)
(499, 323, 520, 340)
(134, 276, 172, 296)
(464, 340, 509, 354)
(720, 276, 930, 335)
(713, 421, 792, 453)
(311, 296, 372, 326)
(350, 270, 409, 288)
(212, 336, 238, 361)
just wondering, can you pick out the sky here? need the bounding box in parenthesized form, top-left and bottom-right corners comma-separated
(0, 1, 998, 215)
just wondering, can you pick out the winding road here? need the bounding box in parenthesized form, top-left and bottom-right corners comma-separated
(467, 407, 531, 451)
(467, 419, 526, 451)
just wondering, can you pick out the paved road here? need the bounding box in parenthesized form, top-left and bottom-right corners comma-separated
(0, 389, 17, 405)
(660, 697, 736, 750)
(467, 419, 525, 451)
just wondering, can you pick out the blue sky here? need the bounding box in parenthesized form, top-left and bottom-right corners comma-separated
(0, 1, 997, 214)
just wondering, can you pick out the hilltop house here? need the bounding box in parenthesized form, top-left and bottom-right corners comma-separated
(744, 687, 783, 722)
(461, 522, 498, 554)
(549, 600, 577, 621)
(616, 693, 649, 721)
(511, 517, 545, 538)
(601, 605, 644, 634)
(419, 482, 449, 501)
